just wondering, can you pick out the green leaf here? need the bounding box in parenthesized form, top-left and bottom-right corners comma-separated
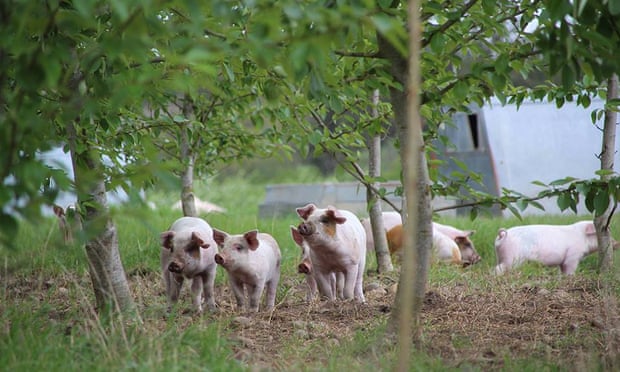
(309, 130, 323, 146)
(594, 190, 610, 216)
(609, 0, 620, 15)
(561, 64, 576, 90)
(557, 192, 572, 211)
(430, 33, 445, 54)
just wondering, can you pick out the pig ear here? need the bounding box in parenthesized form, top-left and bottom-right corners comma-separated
(212, 229, 228, 246)
(290, 226, 304, 245)
(325, 208, 347, 225)
(585, 222, 596, 235)
(244, 230, 260, 251)
(296, 203, 316, 220)
(161, 231, 175, 250)
(191, 232, 210, 249)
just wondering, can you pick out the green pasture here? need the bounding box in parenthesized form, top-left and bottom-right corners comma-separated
(2, 175, 620, 371)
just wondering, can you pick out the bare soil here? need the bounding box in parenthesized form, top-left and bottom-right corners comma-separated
(6, 269, 620, 371)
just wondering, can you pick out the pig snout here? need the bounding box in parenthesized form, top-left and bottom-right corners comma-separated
(298, 261, 312, 274)
(298, 222, 314, 236)
(214, 253, 225, 266)
(168, 261, 183, 273)
(461, 252, 481, 267)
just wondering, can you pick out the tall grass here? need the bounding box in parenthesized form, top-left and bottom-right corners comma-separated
(2, 174, 620, 371)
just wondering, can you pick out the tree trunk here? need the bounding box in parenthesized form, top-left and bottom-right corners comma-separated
(180, 95, 197, 217)
(383, 0, 432, 365)
(368, 89, 394, 273)
(595, 74, 618, 273)
(67, 121, 134, 314)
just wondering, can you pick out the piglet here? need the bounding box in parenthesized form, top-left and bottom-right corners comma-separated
(213, 229, 281, 312)
(494, 220, 605, 275)
(432, 222, 481, 266)
(386, 224, 463, 264)
(160, 216, 218, 313)
(295, 204, 366, 302)
(290, 225, 340, 301)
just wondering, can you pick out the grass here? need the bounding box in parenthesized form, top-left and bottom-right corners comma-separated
(2, 174, 620, 371)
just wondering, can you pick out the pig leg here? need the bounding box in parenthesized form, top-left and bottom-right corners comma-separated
(264, 273, 280, 311)
(190, 277, 204, 313)
(354, 260, 366, 303)
(165, 273, 184, 310)
(342, 265, 359, 300)
(229, 277, 247, 311)
(560, 259, 580, 275)
(334, 272, 344, 300)
(201, 265, 217, 311)
(248, 282, 265, 312)
(314, 270, 336, 300)
(305, 274, 318, 302)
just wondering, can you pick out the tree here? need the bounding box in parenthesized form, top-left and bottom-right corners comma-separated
(390, 0, 428, 366)
(531, 0, 620, 272)
(367, 89, 393, 273)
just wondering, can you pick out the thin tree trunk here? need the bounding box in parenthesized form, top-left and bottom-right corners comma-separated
(595, 74, 618, 273)
(180, 95, 197, 217)
(368, 89, 394, 273)
(67, 121, 134, 313)
(383, 0, 432, 367)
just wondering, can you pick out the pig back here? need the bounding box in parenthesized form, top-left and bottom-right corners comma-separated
(258, 232, 282, 262)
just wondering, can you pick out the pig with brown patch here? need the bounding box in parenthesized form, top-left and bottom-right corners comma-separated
(290, 225, 341, 301)
(295, 204, 366, 302)
(361, 211, 403, 252)
(386, 224, 463, 264)
(160, 216, 218, 313)
(213, 229, 281, 312)
(494, 220, 611, 275)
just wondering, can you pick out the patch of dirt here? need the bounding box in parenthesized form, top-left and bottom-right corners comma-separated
(4, 269, 620, 370)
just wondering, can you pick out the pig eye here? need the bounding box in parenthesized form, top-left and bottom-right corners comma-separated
(319, 216, 330, 224)
(234, 243, 243, 251)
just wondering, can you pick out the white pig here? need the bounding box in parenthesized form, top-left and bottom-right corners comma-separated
(432, 222, 480, 266)
(290, 225, 341, 302)
(160, 216, 218, 313)
(494, 220, 600, 275)
(213, 229, 281, 312)
(295, 203, 366, 302)
(361, 211, 402, 252)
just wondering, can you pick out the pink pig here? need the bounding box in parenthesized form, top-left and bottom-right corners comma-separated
(160, 216, 218, 313)
(290, 225, 341, 301)
(295, 204, 366, 302)
(494, 220, 602, 275)
(213, 229, 281, 312)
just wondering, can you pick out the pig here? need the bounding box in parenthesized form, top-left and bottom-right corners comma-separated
(290, 225, 341, 301)
(386, 224, 462, 264)
(213, 229, 281, 312)
(160, 216, 218, 313)
(53, 204, 81, 243)
(361, 211, 403, 252)
(432, 222, 481, 266)
(295, 203, 366, 302)
(494, 220, 605, 275)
